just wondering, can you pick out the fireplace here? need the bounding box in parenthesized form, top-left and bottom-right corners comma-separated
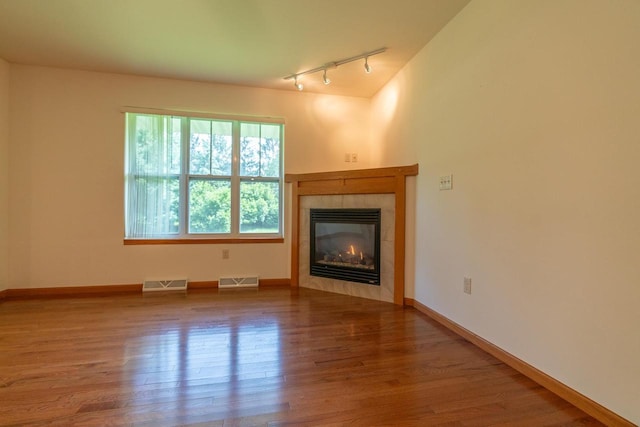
(310, 208, 381, 285)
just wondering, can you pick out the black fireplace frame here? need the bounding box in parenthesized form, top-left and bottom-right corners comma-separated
(309, 208, 381, 285)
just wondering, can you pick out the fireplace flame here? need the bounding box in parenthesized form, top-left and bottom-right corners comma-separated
(350, 245, 355, 255)
(360, 251, 364, 260)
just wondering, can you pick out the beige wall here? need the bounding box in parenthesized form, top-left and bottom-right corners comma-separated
(371, 0, 639, 423)
(5, 1, 639, 421)
(0, 58, 8, 291)
(7, 65, 372, 289)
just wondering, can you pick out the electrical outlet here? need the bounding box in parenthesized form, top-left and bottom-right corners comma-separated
(222, 249, 230, 260)
(463, 277, 472, 294)
(344, 153, 351, 162)
(351, 153, 358, 163)
(439, 175, 453, 190)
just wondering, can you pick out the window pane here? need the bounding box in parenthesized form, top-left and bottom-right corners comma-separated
(128, 176, 179, 236)
(240, 123, 281, 178)
(190, 119, 232, 176)
(126, 112, 283, 239)
(259, 124, 281, 178)
(134, 115, 181, 175)
(239, 180, 280, 233)
(189, 119, 210, 175)
(240, 123, 260, 176)
(189, 179, 231, 233)
(170, 117, 181, 174)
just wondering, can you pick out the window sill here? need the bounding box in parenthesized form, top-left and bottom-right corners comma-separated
(124, 237, 284, 245)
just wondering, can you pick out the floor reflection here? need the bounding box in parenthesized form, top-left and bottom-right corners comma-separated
(124, 315, 281, 421)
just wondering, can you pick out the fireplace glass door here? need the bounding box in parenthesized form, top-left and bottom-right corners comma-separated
(310, 208, 381, 285)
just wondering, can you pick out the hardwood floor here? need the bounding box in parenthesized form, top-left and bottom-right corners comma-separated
(0, 288, 603, 426)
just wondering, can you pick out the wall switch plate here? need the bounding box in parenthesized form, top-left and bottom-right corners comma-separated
(463, 277, 472, 294)
(439, 175, 453, 190)
(351, 153, 358, 163)
(345, 153, 351, 162)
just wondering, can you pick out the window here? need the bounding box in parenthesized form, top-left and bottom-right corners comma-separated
(124, 112, 283, 241)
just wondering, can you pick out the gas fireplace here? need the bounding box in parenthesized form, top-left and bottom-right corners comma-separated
(310, 208, 381, 285)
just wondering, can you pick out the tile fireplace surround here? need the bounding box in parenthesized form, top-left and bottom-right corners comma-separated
(286, 165, 419, 305)
(300, 195, 395, 302)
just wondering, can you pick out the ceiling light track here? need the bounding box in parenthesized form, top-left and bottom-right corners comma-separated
(283, 47, 386, 90)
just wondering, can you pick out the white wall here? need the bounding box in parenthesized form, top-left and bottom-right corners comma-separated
(0, 58, 9, 291)
(371, 0, 640, 423)
(8, 65, 372, 289)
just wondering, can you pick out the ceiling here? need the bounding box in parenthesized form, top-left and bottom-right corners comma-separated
(0, 0, 470, 98)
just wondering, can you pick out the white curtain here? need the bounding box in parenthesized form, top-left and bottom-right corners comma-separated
(125, 113, 181, 238)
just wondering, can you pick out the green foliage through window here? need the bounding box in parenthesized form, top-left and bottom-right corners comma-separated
(240, 181, 280, 233)
(125, 112, 283, 238)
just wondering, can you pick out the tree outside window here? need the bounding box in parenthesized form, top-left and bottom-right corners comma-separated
(125, 112, 283, 240)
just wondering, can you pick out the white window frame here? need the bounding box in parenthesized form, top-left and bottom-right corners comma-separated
(123, 108, 284, 242)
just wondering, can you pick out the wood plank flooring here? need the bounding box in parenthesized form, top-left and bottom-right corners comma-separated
(0, 288, 603, 426)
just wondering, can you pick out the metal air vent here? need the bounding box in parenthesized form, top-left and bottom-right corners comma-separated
(218, 276, 259, 288)
(142, 279, 188, 292)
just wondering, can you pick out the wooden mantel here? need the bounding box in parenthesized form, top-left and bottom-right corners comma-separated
(285, 164, 419, 305)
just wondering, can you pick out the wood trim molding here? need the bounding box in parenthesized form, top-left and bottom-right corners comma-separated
(124, 238, 284, 245)
(189, 278, 291, 290)
(404, 297, 635, 427)
(286, 164, 419, 305)
(5, 284, 142, 299)
(290, 182, 300, 289)
(394, 175, 407, 302)
(253, 278, 291, 287)
(0, 279, 292, 300)
(285, 164, 419, 183)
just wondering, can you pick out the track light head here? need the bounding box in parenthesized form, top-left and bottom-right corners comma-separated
(322, 69, 331, 85)
(283, 48, 385, 91)
(364, 57, 372, 74)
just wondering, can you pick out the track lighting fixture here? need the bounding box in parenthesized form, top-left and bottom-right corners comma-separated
(322, 69, 331, 85)
(364, 57, 372, 74)
(283, 47, 386, 91)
